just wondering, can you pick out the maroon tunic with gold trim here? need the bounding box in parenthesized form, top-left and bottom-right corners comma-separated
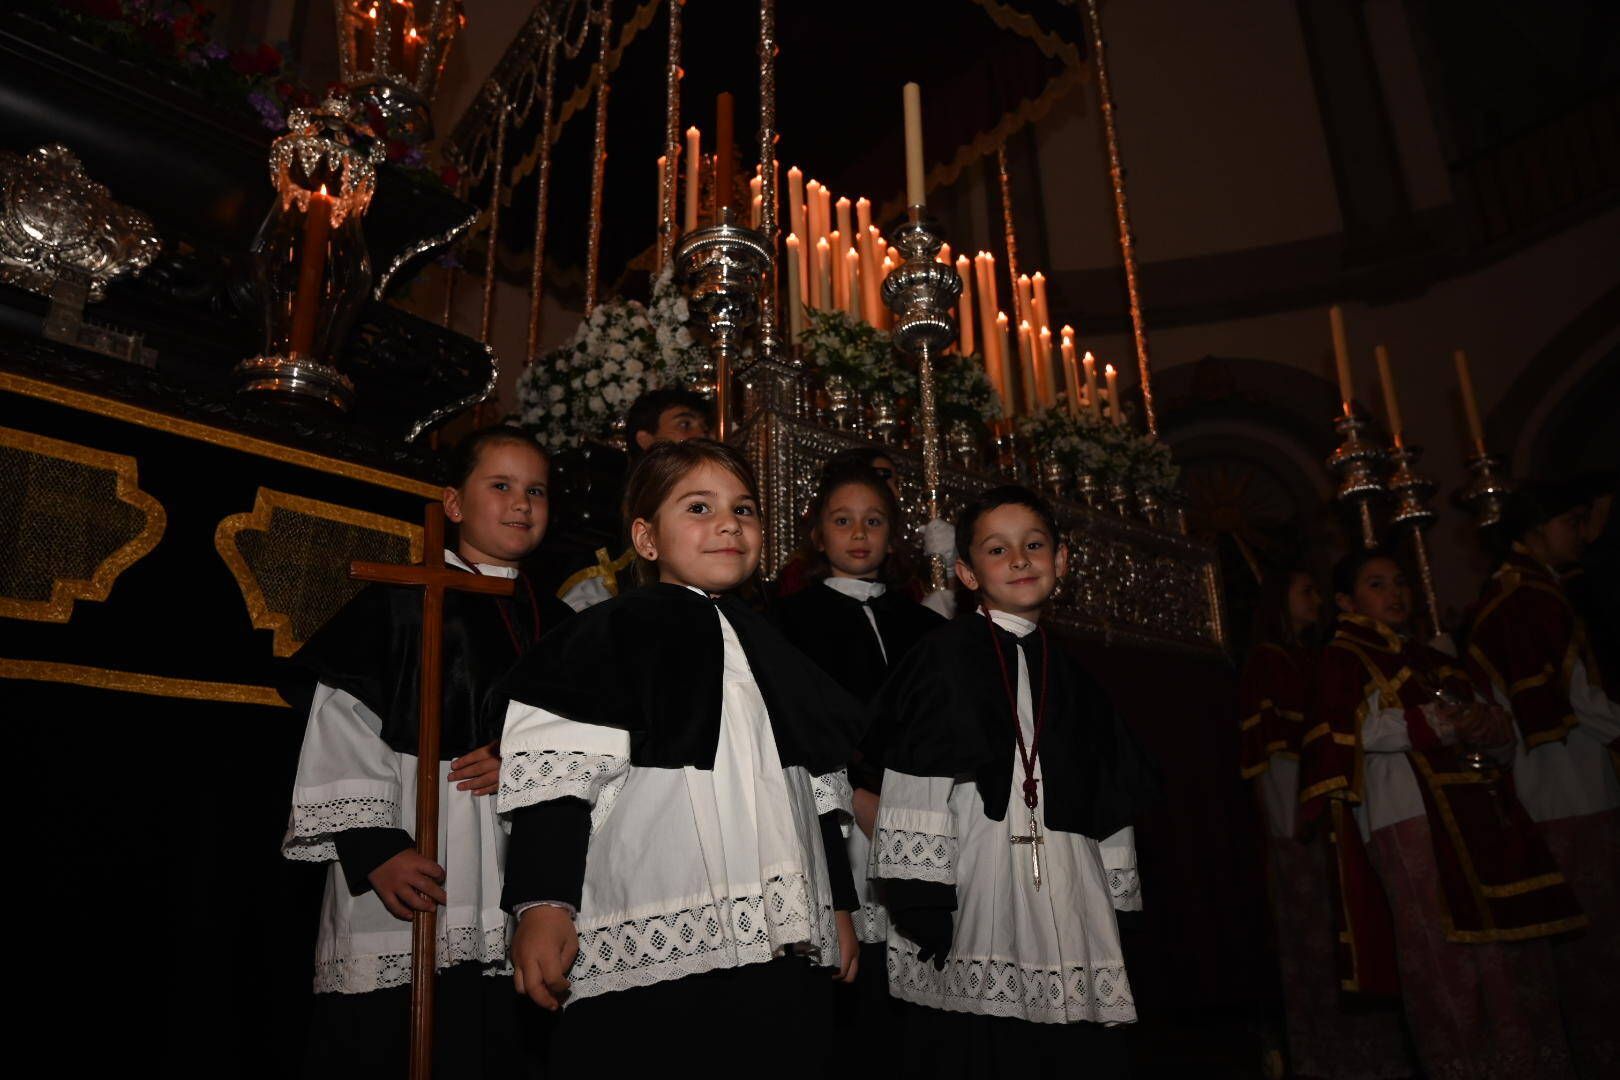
(1301, 615, 1585, 991)
(1237, 642, 1313, 781)
(1468, 546, 1610, 751)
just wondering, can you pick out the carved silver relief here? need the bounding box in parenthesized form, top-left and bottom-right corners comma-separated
(0, 145, 160, 302)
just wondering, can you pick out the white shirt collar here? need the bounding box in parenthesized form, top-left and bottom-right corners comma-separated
(823, 577, 887, 603)
(444, 549, 520, 579)
(981, 607, 1038, 638)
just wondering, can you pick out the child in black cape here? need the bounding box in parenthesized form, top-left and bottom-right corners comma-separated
(868, 485, 1159, 1077)
(771, 460, 945, 1062)
(283, 428, 573, 1079)
(497, 439, 865, 1069)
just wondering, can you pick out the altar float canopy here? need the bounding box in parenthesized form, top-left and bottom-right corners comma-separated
(448, 0, 1224, 657)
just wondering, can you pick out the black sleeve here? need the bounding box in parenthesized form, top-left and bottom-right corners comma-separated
(884, 876, 957, 914)
(819, 811, 859, 913)
(333, 827, 415, 896)
(501, 798, 592, 913)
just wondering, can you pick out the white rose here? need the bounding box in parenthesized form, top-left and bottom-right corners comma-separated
(547, 385, 565, 402)
(584, 370, 601, 387)
(588, 397, 605, 413)
(603, 384, 623, 405)
(551, 403, 566, 417)
(625, 358, 645, 376)
(673, 298, 689, 321)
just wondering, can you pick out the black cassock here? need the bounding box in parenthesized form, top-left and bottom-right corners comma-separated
(771, 579, 945, 1068)
(286, 558, 572, 1080)
(868, 611, 1162, 1078)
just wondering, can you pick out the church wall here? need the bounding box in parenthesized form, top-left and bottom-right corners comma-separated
(1036, 0, 1344, 270)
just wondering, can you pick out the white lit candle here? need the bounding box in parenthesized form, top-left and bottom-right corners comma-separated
(683, 127, 701, 232)
(785, 234, 804, 345)
(1106, 363, 1122, 426)
(902, 82, 926, 208)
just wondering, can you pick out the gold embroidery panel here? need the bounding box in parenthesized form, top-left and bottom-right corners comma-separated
(0, 426, 166, 622)
(216, 488, 424, 657)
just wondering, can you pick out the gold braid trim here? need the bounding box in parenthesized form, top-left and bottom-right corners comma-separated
(0, 426, 166, 622)
(1, 658, 287, 707)
(0, 372, 441, 499)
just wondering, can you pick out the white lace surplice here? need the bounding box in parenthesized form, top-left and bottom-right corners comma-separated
(872, 609, 1139, 1026)
(497, 598, 851, 1005)
(280, 551, 516, 994)
(281, 683, 511, 993)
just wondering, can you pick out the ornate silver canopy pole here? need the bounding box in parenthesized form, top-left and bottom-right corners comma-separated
(754, 0, 780, 356)
(658, 0, 684, 271)
(884, 210, 962, 592)
(582, 0, 613, 316)
(1328, 410, 1387, 549)
(676, 209, 770, 440)
(525, 10, 562, 362)
(1388, 442, 1441, 638)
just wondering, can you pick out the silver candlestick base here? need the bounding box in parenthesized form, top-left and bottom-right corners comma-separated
(1328, 411, 1388, 548)
(1388, 442, 1442, 639)
(882, 208, 962, 592)
(675, 207, 770, 440)
(1461, 451, 1513, 528)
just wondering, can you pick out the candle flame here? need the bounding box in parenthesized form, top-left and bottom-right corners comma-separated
(1084, 351, 1095, 362)
(1105, 363, 1116, 375)
(996, 312, 1009, 327)
(318, 184, 329, 197)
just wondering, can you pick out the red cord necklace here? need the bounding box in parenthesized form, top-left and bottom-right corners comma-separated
(467, 559, 542, 656)
(985, 606, 1051, 889)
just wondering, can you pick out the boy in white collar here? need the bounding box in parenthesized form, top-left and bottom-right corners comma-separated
(868, 485, 1158, 1076)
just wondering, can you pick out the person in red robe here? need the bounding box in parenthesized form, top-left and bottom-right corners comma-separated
(1239, 565, 1414, 1080)
(1468, 484, 1620, 1077)
(1301, 548, 1585, 1080)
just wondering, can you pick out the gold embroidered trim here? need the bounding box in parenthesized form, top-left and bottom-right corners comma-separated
(1240, 707, 1266, 731)
(1479, 872, 1567, 900)
(215, 488, 423, 657)
(556, 544, 636, 602)
(0, 426, 166, 622)
(0, 658, 286, 706)
(0, 371, 441, 499)
(1240, 760, 1270, 780)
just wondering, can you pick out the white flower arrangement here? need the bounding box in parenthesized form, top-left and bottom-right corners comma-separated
(515, 267, 711, 451)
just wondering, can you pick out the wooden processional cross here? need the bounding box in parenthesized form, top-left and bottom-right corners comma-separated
(350, 504, 515, 1080)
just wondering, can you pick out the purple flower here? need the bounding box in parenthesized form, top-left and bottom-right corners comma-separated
(202, 40, 228, 61)
(248, 89, 285, 131)
(401, 146, 427, 170)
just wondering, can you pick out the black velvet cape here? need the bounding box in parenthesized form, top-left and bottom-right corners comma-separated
(771, 581, 944, 789)
(499, 582, 867, 775)
(872, 612, 1161, 839)
(293, 568, 574, 760)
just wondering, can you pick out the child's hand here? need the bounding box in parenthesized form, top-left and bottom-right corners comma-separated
(852, 788, 879, 840)
(831, 910, 860, 984)
(512, 906, 578, 1012)
(367, 850, 448, 921)
(449, 741, 502, 796)
(896, 908, 953, 971)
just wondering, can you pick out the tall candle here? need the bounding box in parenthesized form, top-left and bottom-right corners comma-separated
(956, 255, 975, 356)
(1060, 329, 1081, 418)
(1018, 321, 1039, 414)
(1374, 344, 1404, 446)
(785, 234, 804, 345)
(938, 242, 951, 266)
(715, 92, 735, 211)
(975, 256, 1000, 378)
(995, 312, 1014, 416)
(750, 194, 762, 229)
(683, 127, 700, 231)
(1329, 304, 1354, 415)
(1454, 348, 1486, 454)
(902, 82, 926, 207)
(859, 226, 882, 330)
(749, 174, 762, 217)
(1083, 351, 1100, 420)
(829, 230, 845, 311)
(788, 167, 806, 235)
(845, 248, 862, 321)
(1037, 326, 1056, 409)
(656, 155, 667, 253)
(1031, 271, 1051, 336)
(1016, 273, 1034, 330)
(1106, 363, 1122, 426)
(855, 197, 872, 238)
(835, 197, 853, 252)
(815, 237, 832, 312)
(289, 186, 333, 358)
(818, 186, 832, 246)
